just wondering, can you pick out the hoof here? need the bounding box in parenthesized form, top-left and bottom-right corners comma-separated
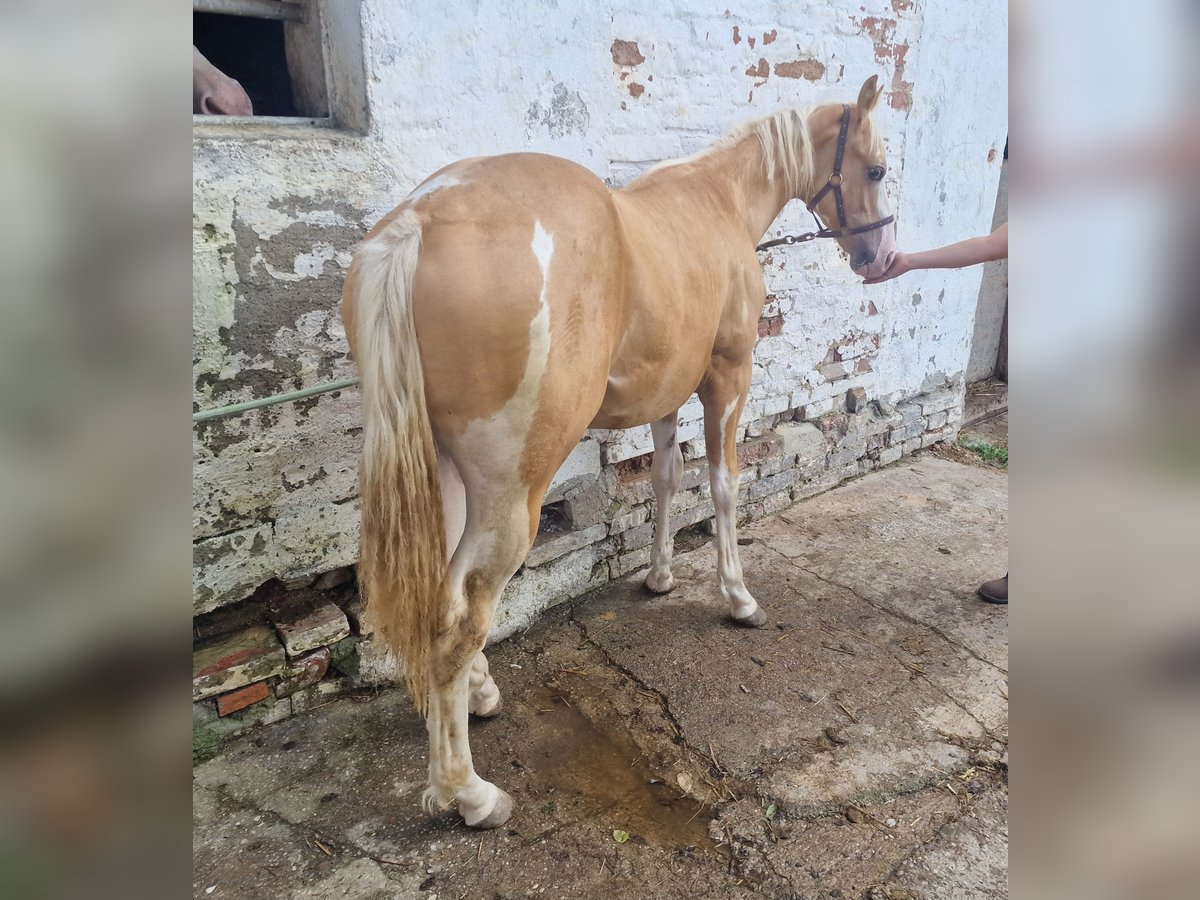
(469, 694, 503, 718)
(644, 570, 675, 595)
(731, 606, 768, 628)
(464, 789, 513, 830)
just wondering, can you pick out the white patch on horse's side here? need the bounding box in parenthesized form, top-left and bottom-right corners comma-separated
(405, 172, 463, 204)
(450, 222, 555, 520)
(532, 220, 554, 280)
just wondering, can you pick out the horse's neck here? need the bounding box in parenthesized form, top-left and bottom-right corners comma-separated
(622, 135, 793, 245)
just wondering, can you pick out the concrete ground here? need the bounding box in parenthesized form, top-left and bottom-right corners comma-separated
(194, 451, 1008, 900)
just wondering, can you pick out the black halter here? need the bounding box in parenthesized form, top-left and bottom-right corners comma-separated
(756, 104, 895, 252)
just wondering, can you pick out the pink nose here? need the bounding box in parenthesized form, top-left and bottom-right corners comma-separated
(851, 248, 876, 270)
(851, 248, 896, 279)
(199, 84, 253, 116)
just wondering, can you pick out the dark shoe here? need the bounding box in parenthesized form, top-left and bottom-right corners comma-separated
(977, 574, 1008, 604)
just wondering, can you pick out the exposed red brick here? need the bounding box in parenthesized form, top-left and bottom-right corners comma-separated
(193, 625, 287, 701)
(988, 148, 997, 163)
(615, 470, 654, 506)
(817, 415, 845, 436)
(855, 16, 899, 60)
(855, 356, 874, 374)
(758, 315, 784, 337)
(737, 436, 782, 468)
(891, 0, 914, 11)
(732, 25, 741, 44)
(216, 681, 269, 717)
(611, 40, 645, 67)
(268, 595, 350, 657)
(194, 645, 270, 680)
(615, 454, 652, 479)
(890, 44, 913, 93)
(748, 36, 756, 48)
(628, 82, 645, 98)
(763, 29, 778, 45)
(774, 59, 825, 81)
(867, 300, 879, 316)
(745, 58, 769, 79)
(852, 16, 913, 111)
(276, 648, 331, 698)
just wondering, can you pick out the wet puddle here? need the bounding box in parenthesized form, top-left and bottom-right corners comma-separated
(519, 686, 718, 853)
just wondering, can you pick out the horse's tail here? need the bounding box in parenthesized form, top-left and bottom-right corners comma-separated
(348, 209, 445, 717)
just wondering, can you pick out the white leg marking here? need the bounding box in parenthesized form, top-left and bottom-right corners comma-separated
(710, 398, 761, 622)
(646, 413, 682, 594)
(423, 661, 504, 825)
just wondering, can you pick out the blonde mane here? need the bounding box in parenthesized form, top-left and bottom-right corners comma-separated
(717, 107, 817, 199)
(642, 103, 881, 200)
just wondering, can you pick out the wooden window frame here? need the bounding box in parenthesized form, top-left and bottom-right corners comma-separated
(192, 0, 368, 138)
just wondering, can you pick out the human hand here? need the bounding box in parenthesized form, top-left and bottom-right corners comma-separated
(861, 252, 912, 285)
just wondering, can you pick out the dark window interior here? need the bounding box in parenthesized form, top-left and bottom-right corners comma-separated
(194, 12, 298, 117)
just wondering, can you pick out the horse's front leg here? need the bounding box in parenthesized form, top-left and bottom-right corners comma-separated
(644, 411, 683, 594)
(700, 361, 767, 627)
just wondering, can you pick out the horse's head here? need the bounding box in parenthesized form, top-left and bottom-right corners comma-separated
(192, 47, 253, 116)
(806, 77, 897, 279)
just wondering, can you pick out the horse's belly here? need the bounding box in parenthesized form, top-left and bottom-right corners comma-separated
(589, 361, 706, 430)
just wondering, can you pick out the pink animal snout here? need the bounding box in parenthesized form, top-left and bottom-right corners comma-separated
(193, 47, 254, 116)
(850, 228, 897, 279)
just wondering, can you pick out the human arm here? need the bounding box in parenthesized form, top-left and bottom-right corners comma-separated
(862, 223, 1008, 285)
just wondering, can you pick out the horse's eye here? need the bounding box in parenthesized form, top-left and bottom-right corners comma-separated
(868, 166, 886, 182)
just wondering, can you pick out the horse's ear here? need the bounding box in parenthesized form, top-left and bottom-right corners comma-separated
(856, 75, 882, 114)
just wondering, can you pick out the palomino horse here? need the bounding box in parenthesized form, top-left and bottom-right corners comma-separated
(343, 76, 897, 829)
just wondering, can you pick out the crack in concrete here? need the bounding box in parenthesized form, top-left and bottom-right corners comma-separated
(573, 617, 689, 747)
(878, 789, 1008, 892)
(925, 674, 1006, 744)
(571, 617, 759, 806)
(763, 544, 1008, 676)
(785, 558, 1008, 740)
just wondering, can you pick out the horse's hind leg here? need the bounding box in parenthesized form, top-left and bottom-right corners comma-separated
(700, 360, 767, 627)
(438, 453, 503, 719)
(645, 412, 684, 594)
(424, 475, 533, 828)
